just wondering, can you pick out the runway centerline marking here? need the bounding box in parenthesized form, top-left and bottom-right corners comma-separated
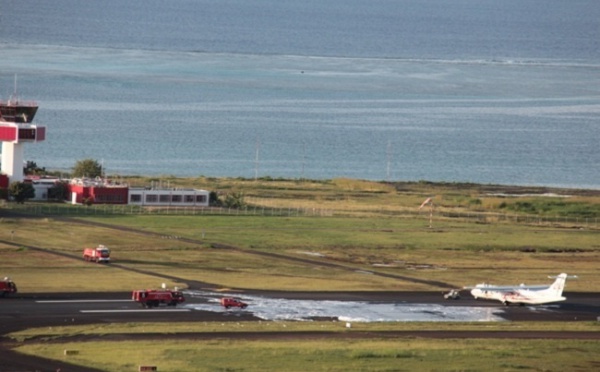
(37, 300, 133, 303)
(81, 309, 191, 313)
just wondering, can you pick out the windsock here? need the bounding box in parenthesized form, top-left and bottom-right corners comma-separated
(419, 197, 432, 210)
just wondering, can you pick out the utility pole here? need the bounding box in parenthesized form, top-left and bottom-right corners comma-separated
(386, 140, 392, 182)
(254, 139, 260, 181)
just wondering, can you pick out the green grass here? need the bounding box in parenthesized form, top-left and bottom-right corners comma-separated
(78, 214, 600, 253)
(75, 214, 600, 290)
(10, 322, 600, 371)
(13, 338, 600, 371)
(2, 211, 599, 291)
(499, 199, 600, 218)
(9, 321, 600, 340)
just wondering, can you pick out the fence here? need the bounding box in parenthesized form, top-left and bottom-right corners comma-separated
(7, 203, 334, 217)
(4, 203, 598, 229)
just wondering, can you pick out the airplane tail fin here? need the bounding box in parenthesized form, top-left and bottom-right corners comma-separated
(545, 273, 568, 298)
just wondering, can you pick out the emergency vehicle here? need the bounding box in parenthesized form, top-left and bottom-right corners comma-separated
(83, 245, 111, 263)
(132, 289, 185, 308)
(220, 297, 248, 309)
(0, 277, 17, 297)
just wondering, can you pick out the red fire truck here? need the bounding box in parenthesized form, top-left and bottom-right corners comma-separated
(0, 277, 17, 297)
(132, 289, 185, 308)
(83, 245, 111, 263)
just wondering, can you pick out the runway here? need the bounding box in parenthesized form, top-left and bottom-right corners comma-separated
(1, 290, 599, 333)
(1, 290, 599, 372)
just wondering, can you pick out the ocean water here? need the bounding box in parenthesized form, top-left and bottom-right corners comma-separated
(1, 0, 599, 188)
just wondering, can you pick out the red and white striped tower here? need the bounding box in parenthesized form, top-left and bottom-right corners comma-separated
(0, 97, 45, 182)
(418, 197, 434, 228)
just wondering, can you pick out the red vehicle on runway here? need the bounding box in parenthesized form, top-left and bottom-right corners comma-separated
(220, 297, 248, 309)
(132, 289, 185, 308)
(0, 277, 17, 297)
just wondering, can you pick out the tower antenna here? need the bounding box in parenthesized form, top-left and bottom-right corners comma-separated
(302, 141, 306, 180)
(12, 74, 19, 104)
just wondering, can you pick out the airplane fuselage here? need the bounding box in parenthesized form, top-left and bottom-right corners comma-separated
(470, 286, 506, 302)
(471, 287, 565, 305)
(468, 273, 569, 305)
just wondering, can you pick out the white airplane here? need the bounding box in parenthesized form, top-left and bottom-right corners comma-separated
(465, 273, 575, 306)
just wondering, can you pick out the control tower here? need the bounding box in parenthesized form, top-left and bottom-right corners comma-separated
(0, 97, 45, 182)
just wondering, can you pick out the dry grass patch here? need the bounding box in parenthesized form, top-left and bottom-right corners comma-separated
(1, 248, 183, 292)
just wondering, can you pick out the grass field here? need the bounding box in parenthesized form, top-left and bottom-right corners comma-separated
(9, 322, 600, 372)
(1, 178, 599, 371)
(10, 320, 600, 339)
(12, 336, 600, 372)
(2, 211, 598, 292)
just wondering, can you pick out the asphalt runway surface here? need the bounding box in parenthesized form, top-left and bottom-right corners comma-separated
(1, 290, 599, 372)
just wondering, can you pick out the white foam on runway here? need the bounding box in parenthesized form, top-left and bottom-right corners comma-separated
(184, 290, 504, 322)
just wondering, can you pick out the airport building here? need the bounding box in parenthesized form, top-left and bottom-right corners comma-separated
(67, 178, 210, 207)
(127, 187, 209, 207)
(3, 176, 211, 207)
(68, 178, 129, 205)
(1, 96, 210, 207)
